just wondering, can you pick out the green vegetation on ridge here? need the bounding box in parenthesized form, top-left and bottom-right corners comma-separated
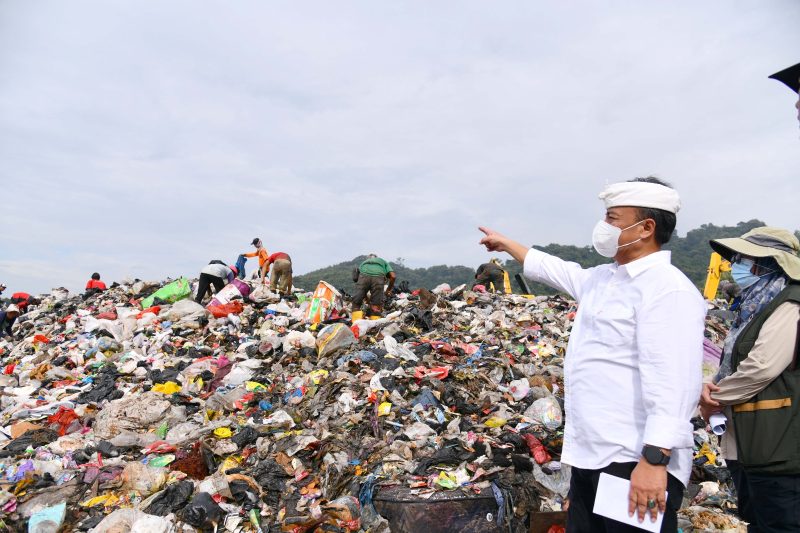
(294, 220, 783, 296)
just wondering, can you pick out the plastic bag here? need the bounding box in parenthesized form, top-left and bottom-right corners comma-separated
(121, 462, 168, 495)
(532, 462, 571, 499)
(164, 299, 207, 322)
(207, 301, 244, 318)
(180, 492, 223, 528)
(209, 279, 251, 307)
(250, 284, 279, 303)
(316, 323, 356, 358)
(89, 509, 171, 533)
(524, 396, 562, 430)
(144, 480, 194, 516)
(28, 502, 66, 533)
(304, 281, 342, 324)
(383, 336, 418, 361)
(508, 379, 530, 401)
(523, 434, 552, 464)
(282, 331, 316, 352)
(141, 278, 192, 309)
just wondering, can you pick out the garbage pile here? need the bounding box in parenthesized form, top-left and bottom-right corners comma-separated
(677, 301, 746, 533)
(0, 279, 745, 532)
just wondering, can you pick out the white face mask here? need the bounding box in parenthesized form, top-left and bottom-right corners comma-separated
(592, 219, 645, 258)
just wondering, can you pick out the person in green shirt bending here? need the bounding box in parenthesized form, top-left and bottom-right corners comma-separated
(352, 254, 396, 320)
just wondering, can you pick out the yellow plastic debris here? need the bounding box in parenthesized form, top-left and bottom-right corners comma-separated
(245, 381, 268, 392)
(309, 369, 329, 385)
(221, 455, 242, 472)
(378, 402, 392, 416)
(436, 471, 458, 489)
(213, 427, 233, 439)
(484, 416, 507, 428)
(81, 493, 119, 507)
(694, 442, 717, 465)
(152, 381, 182, 394)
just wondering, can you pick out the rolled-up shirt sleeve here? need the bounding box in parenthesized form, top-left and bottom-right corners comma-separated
(522, 248, 593, 301)
(637, 289, 706, 450)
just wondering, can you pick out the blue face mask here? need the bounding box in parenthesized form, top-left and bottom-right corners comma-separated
(731, 259, 759, 289)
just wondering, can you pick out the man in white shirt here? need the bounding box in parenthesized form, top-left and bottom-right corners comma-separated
(195, 261, 236, 304)
(480, 177, 706, 532)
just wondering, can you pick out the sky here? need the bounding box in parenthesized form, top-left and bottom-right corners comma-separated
(1, 1, 799, 295)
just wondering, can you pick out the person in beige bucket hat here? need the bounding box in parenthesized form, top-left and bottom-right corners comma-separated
(710, 226, 800, 282)
(700, 226, 800, 531)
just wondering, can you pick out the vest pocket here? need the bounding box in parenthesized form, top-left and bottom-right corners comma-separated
(734, 397, 795, 468)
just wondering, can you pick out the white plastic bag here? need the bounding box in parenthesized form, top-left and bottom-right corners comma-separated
(163, 299, 206, 322)
(316, 324, 356, 358)
(282, 331, 316, 352)
(524, 395, 562, 430)
(383, 336, 418, 361)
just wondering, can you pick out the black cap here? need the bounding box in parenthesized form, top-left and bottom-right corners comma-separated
(251, 238, 260, 246)
(769, 62, 800, 93)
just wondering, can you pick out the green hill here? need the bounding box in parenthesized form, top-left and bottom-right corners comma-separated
(294, 220, 784, 295)
(293, 256, 476, 295)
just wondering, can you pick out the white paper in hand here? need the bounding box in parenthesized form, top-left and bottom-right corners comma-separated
(592, 473, 667, 532)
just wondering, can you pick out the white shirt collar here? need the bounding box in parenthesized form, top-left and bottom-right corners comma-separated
(618, 250, 671, 279)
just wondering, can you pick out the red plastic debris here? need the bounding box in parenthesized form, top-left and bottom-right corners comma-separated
(523, 434, 552, 465)
(413, 366, 450, 381)
(47, 407, 80, 437)
(207, 301, 243, 318)
(136, 306, 161, 319)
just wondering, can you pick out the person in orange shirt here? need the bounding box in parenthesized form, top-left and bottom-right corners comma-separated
(262, 252, 293, 297)
(10, 292, 40, 312)
(243, 238, 269, 279)
(85, 273, 107, 292)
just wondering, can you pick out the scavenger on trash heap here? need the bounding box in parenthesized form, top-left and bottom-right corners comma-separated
(85, 273, 107, 295)
(474, 258, 509, 294)
(10, 292, 40, 312)
(0, 304, 20, 338)
(351, 254, 396, 321)
(242, 238, 270, 280)
(195, 261, 237, 304)
(261, 252, 293, 298)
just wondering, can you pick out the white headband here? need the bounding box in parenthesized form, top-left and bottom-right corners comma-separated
(599, 181, 681, 214)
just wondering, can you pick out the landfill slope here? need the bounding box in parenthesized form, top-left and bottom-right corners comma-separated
(0, 279, 744, 532)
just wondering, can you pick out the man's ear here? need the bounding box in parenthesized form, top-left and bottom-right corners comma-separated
(641, 218, 656, 240)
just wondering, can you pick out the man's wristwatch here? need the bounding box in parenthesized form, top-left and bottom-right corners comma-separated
(641, 445, 670, 466)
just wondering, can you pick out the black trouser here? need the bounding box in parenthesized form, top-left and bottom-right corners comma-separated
(728, 460, 800, 532)
(566, 462, 684, 533)
(352, 274, 386, 311)
(195, 273, 225, 303)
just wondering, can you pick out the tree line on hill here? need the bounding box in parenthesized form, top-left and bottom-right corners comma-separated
(294, 220, 791, 296)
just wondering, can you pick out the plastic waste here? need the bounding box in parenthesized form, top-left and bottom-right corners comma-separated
(27, 502, 66, 533)
(207, 301, 244, 318)
(120, 462, 168, 495)
(508, 378, 531, 401)
(163, 299, 207, 322)
(180, 492, 223, 528)
(524, 396, 563, 430)
(304, 281, 342, 324)
(151, 381, 181, 394)
(316, 323, 356, 358)
(141, 277, 192, 308)
(0, 270, 740, 531)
